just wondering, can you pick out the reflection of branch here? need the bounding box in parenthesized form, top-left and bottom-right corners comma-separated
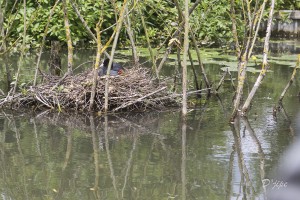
(195, 94, 211, 130)
(104, 116, 119, 199)
(143, 137, 157, 181)
(278, 103, 295, 138)
(181, 119, 187, 200)
(62, 127, 72, 170)
(225, 147, 235, 200)
(230, 118, 255, 199)
(32, 119, 42, 156)
(56, 127, 72, 200)
(122, 133, 138, 197)
(215, 94, 227, 117)
(90, 115, 101, 199)
(12, 118, 29, 200)
(242, 116, 266, 198)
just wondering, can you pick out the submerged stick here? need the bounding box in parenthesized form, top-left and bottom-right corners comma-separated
(216, 68, 228, 92)
(278, 54, 300, 103)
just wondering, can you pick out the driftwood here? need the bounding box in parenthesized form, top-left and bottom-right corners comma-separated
(0, 66, 179, 112)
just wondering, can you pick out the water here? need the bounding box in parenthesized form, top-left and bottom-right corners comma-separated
(0, 44, 300, 199)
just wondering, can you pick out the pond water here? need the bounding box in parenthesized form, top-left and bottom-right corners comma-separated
(0, 41, 300, 199)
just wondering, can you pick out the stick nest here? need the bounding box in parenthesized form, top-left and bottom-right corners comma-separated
(5, 66, 178, 112)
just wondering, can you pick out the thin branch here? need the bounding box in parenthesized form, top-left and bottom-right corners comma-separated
(34, 0, 60, 86)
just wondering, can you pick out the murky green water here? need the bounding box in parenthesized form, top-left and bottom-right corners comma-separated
(0, 43, 300, 199)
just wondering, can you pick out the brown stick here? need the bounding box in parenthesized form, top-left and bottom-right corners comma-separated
(124, 6, 139, 64)
(182, 0, 190, 116)
(63, 0, 73, 74)
(230, 0, 241, 57)
(12, 0, 27, 96)
(188, 49, 200, 91)
(228, 69, 236, 91)
(278, 55, 300, 103)
(89, 21, 102, 111)
(190, 30, 210, 90)
(104, 0, 128, 113)
(139, 7, 158, 78)
(34, 0, 60, 86)
(216, 68, 228, 92)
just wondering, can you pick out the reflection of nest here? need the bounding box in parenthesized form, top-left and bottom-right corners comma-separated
(32, 110, 166, 138)
(7, 66, 178, 112)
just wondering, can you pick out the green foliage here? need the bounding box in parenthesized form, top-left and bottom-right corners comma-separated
(2, 0, 294, 52)
(276, 0, 299, 10)
(191, 0, 232, 46)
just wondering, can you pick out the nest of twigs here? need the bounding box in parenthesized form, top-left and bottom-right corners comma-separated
(3, 66, 178, 112)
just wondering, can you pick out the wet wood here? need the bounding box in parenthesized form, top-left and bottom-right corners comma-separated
(48, 40, 62, 76)
(63, 0, 73, 74)
(278, 54, 300, 103)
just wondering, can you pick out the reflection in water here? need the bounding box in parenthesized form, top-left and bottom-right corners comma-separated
(0, 94, 298, 200)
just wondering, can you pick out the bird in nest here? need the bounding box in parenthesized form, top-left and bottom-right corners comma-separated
(98, 58, 124, 76)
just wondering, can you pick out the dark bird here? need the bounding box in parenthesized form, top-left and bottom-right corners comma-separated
(98, 58, 124, 76)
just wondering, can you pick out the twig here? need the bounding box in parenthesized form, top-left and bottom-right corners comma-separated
(113, 86, 167, 111)
(216, 68, 228, 92)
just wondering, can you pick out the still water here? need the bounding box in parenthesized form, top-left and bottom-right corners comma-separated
(0, 43, 300, 199)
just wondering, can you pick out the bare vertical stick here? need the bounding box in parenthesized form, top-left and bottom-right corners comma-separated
(89, 21, 102, 111)
(216, 68, 228, 92)
(12, 0, 26, 95)
(174, 0, 210, 90)
(182, 0, 190, 116)
(139, 7, 158, 78)
(278, 54, 300, 103)
(124, 5, 139, 64)
(63, 0, 73, 74)
(34, 0, 60, 86)
(241, 0, 275, 114)
(104, 0, 128, 113)
(230, 0, 241, 57)
(190, 30, 210, 90)
(188, 49, 200, 91)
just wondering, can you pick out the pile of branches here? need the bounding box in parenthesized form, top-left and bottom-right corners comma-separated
(0, 66, 179, 112)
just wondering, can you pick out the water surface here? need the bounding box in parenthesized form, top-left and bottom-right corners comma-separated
(0, 44, 300, 199)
